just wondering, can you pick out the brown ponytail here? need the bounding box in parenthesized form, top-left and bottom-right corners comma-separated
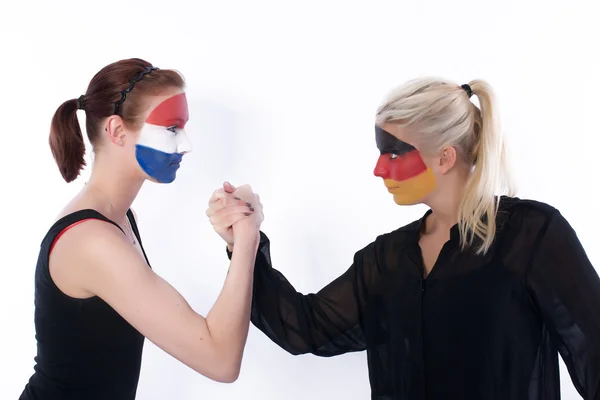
(47, 58, 185, 183)
(49, 98, 87, 183)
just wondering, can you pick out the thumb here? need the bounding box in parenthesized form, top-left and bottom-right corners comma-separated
(223, 181, 236, 193)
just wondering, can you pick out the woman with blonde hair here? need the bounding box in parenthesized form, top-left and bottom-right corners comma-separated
(207, 77, 600, 399)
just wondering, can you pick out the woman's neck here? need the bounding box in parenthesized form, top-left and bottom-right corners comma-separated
(423, 173, 468, 236)
(84, 161, 144, 221)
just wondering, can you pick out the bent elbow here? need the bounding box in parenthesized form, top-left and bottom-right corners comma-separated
(219, 367, 241, 383)
(209, 362, 241, 383)
(193, 356, 241, 383)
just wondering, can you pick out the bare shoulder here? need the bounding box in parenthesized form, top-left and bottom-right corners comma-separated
(50, 218, 148, 298)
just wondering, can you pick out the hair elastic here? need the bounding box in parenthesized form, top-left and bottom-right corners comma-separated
(77, 95, 85, 110)
(461, 84, 473, 98)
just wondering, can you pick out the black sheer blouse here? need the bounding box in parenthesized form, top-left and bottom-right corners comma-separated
(228, 196, 600, 399)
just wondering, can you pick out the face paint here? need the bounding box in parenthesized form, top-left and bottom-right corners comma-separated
(135, 93, 193, 184)
(373, 125, 436, 205)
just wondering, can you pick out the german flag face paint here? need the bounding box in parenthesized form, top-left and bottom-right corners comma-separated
(135, 92, 192, 184)
(373, 125, 436, 205)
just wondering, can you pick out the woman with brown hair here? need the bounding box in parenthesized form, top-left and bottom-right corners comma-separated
(20, 58, 263, 400)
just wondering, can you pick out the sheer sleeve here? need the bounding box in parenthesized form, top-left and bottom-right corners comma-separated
(227, 231, 380, 357)
(527, 210, 600, 399)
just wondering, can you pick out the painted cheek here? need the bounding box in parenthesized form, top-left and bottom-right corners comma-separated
(374, 151, 428, 181)
(136, 125, 177, 154)
(135, 145, 183, 184)
(135, 128, 185, 184)
(387, 151, 428, 182)
(388, 169, 437, 205)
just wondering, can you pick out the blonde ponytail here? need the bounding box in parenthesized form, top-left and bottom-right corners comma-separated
(457, 80, 515, 254)
(376, 77, 516, 255)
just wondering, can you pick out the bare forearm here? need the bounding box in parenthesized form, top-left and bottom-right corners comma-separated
(206, 235, 259, 372)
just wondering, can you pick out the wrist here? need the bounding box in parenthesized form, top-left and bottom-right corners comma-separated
(241, 232, 260, 247)
(233, 232, 260, 251)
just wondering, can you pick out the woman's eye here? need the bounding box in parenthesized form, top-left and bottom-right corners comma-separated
(167, 125, 178, 133)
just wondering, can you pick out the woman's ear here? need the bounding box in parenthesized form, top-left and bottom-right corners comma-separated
(437, 146, 457, 175)
(105, 115, 127, 146)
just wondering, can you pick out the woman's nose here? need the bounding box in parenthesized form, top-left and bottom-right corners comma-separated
(373, 154, 389, 178)
(177, 131, 193, 154)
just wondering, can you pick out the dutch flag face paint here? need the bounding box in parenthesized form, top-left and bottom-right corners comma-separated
(135, 93, 192, 183)
(373, 125, 437, 205)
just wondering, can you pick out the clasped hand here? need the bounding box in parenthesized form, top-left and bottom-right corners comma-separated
(205, 181, 264, 250)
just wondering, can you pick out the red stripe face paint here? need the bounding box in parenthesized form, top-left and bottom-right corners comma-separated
(373, 125, 437, 205)
(145, 92, 189, 129)
(374, 151, 428, 182)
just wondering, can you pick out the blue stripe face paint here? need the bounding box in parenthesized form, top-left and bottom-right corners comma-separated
(135, 145, 184, 183)
(136, 93, 192, 183)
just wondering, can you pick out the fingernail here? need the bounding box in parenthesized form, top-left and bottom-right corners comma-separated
(245, 202, 251, 207)
(249, 207, 254, 212)
(234, 197, 241, 200)
(244, 212, 251, 216)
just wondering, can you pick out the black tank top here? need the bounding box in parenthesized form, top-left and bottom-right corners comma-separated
(20, 209, 151, 400)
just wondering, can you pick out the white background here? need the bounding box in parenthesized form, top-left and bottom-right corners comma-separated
(0, 0, 598, 398)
